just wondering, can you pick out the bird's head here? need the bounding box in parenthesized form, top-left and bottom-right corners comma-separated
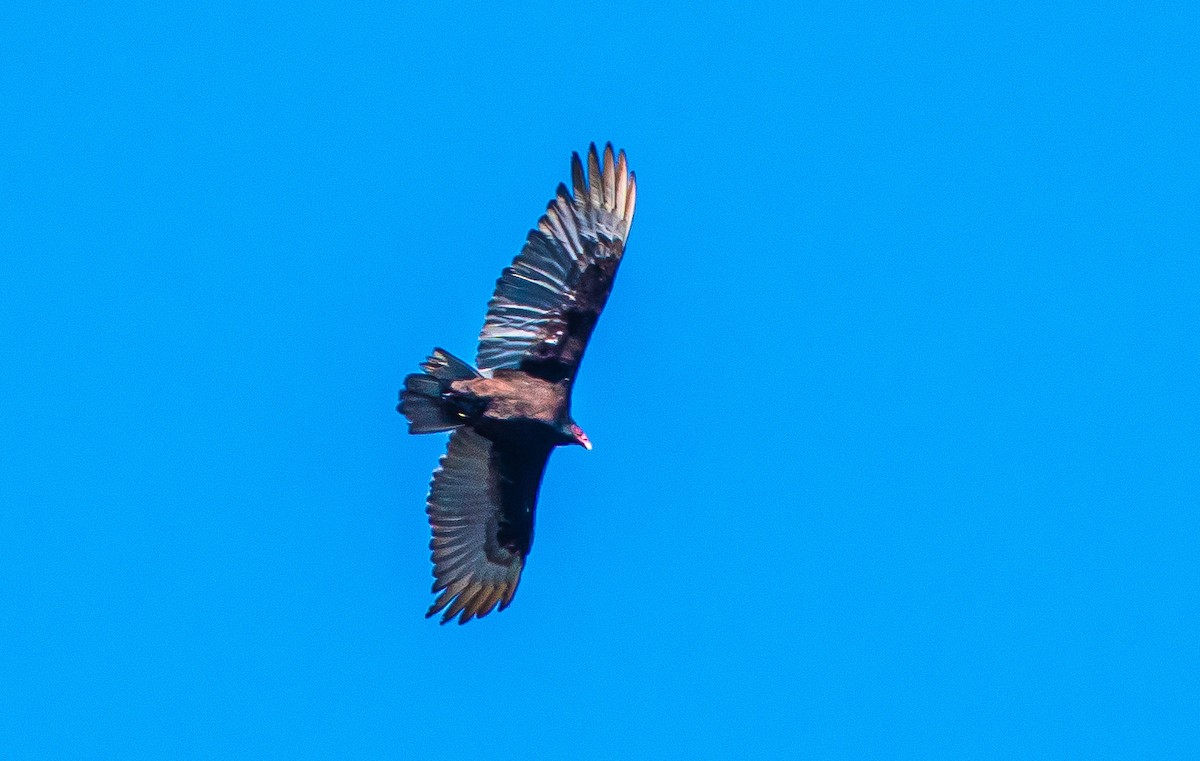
(565, 422, 592, 450)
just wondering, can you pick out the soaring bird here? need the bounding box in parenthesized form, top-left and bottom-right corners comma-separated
(398, 143, 636, 624)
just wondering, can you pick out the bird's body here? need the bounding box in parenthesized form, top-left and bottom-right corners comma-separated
(398, 144, 636, 624)
(450, 373, 571, 430)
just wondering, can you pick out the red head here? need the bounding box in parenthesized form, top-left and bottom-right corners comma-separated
(568, 423, 592, 450)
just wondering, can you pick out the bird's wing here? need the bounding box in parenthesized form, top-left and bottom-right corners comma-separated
(424, 428, 552, 624)
(476, 143, 637, 383)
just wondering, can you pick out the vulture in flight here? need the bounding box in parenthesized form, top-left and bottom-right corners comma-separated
(398, 143, 636, 624)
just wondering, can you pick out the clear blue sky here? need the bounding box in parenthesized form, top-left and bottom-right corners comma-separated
(2, 2, 1196, 758)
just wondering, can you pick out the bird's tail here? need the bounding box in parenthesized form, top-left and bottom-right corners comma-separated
(398, 348, 481, 434)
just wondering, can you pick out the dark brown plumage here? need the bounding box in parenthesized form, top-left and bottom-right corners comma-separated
(398, 144, 636, 624)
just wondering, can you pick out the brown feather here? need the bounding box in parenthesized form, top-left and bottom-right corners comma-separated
(586, 143, 602, 208)
(602, 143, 616, 210)
(571, 152, 586, 198)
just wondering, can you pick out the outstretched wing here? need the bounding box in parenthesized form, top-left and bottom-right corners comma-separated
(424, 428, 552, 624)
(476, 143, 637, 383)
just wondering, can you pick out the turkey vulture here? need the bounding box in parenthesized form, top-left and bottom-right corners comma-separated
(398, 143, 636, 624)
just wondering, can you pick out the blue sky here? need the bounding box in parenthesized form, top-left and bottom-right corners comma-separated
(2, 2, 1197, 757)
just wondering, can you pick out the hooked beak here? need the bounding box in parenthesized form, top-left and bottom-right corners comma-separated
(571, 424, 592, 450)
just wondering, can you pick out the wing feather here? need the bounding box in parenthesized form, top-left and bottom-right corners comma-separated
(424, 428, 551, 624)
(476, 143, 637, 381)
(586, 145, 603, 208)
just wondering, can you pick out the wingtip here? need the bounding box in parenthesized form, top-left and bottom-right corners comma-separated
(625, 170, 637, 224)
(570, 152, 586, 198)
(601, 143, 616, 210)
(568, 143, 635, 217)
(586, 144, 602, 206)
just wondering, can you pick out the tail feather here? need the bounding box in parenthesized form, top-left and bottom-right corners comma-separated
(421, 348, 480, 382)
(404, 374, 443, 396)
(399, 390, 463, 434)
(398, 348, 480, 434)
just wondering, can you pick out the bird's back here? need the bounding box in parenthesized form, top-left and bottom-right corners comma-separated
(450, 371, 570, 427)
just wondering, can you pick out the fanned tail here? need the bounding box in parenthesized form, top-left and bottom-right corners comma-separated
(397, 348, 480, 434)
